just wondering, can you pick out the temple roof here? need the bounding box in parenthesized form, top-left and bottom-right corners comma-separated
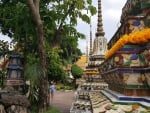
(76, 55, 87, 70)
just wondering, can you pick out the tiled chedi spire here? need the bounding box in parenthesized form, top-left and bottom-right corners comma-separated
(96, 0, 105, 36)
(92, 0, 107, 55)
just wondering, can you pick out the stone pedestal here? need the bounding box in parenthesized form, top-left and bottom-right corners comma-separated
(0, 87, 30, 113)
(0, 53, 30, 113)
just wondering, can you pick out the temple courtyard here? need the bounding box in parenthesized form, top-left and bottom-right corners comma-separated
(51, 90, 75, 113)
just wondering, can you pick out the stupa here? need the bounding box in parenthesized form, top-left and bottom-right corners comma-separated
(0, 53, 30, 113)
(85, 0, 107, 83)
(88, 0, 107, 68)
(70, 1, 108, 113)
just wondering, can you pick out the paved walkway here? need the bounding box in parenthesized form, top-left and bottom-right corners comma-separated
(51, 90, 75, 113)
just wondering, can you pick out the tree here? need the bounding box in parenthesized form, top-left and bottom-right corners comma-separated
(0, 0, 96, 66)
(26, 0, 49, 112)
(71, 64, 83, 88)
(0, 40, 10, 57)
(47, 48, 67, 82)
(0, 0, 96, 112)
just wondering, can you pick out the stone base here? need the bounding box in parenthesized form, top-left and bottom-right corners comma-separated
(124, 89, 150, 96)
(102, 89, 150, 109)
(109, 84, 150, 96)
(0, 87, 30, 113)
(0, 104, 29, 113)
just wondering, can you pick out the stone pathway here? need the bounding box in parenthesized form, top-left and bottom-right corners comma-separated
(51, 90, 75, 113)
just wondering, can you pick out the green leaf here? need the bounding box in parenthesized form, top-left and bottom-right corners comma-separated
(87, 0, 92, 5)
(81, 14, 90, 23)
(88, 5, 97, 15)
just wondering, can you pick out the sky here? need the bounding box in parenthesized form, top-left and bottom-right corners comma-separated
(77, 0, 127, 53)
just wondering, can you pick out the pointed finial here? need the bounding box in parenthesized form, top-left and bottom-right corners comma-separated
(89, 16, 93, 55)
(96, 0, 105, 36)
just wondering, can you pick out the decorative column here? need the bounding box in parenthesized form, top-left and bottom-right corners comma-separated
(5, 53, 24, 91)
(0, 53, 30, 113)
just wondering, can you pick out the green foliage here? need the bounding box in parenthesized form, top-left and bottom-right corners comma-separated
(0, 70, 6, 88)
(30, 105, 61, 113)
(55, 84, 74, 90)
(0, 40, 10, 88)
(48, 61, 67, 82)
(47, 48, 67, 82)
(24, 54, 41, 104)
(0, 0, 96, 63)
(24, 54, 41, 85)
(71, 64, 83, 79)
(43, 106, 61, 113)
(0, 40, 11, 56)
(0, 1, 35, 38)
(30, 104, 39, 113)
(0, 0, 39, 57)
(0, 0, 96, 111)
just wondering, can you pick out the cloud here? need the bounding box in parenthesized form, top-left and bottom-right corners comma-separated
(102, 0, 126, 10)
(103, 9, 122, 21)
(78, 38, 87, 54)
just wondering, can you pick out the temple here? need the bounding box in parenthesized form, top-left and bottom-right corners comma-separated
(70, 0, 150, 113)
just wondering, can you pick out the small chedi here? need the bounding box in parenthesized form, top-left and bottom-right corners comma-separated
(70, 0, 108, 113)
(0, 53, 30, 113)
(85, 0, 107, 83)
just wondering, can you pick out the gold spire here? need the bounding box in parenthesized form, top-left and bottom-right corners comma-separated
(96, 0, 105, 36)
(89, 16, 93, 55)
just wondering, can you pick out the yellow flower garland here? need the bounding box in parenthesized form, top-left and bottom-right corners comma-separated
(105, 28, 150, 59)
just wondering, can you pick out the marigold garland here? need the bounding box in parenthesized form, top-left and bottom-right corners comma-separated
(105, 28, 150, 59)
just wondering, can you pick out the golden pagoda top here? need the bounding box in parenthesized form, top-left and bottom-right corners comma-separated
(76, 55, 87, 70)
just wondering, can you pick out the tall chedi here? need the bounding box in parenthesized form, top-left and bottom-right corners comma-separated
(92, 0, 107, 56)
(88, 0, 107, 69)
(85, 0, 108, 83)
